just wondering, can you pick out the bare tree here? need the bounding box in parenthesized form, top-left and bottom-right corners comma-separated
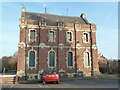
(2, 51, 18, 72)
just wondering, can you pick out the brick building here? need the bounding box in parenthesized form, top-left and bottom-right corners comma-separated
(98, 52, 109, 73)
(17, 7, 100, 79)
(98, 52, 108, 64)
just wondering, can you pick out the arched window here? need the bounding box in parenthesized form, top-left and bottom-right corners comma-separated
(29, 51, 35, 67)
(68, 52, 73, 66)
(49, 51, 55, 67)
(84, 52, 90, 67)
(30, 30, 35, 41)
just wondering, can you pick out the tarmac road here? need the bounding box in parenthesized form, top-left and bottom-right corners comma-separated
(1, 77, 119, 89)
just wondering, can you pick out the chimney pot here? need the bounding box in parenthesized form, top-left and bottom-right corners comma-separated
(80, 13, 86, 19)
(21, 7, 26, 18)
(22, 7, 26, 12)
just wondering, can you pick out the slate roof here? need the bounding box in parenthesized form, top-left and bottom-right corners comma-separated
(25, 12, 89, 24)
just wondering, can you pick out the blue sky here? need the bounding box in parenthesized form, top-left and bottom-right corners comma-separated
(0, 2, 118, 59)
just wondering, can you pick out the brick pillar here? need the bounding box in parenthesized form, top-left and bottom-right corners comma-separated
(17, 27, 26, 77)
(17, 7, 27, 77)
(17, 47, 26, 77)
(17, 23, 27, 77)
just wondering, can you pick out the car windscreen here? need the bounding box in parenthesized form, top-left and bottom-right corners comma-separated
(45, 71, 57, 74)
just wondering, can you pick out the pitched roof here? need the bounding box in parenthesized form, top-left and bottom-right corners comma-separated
(25, 12, 89, 24)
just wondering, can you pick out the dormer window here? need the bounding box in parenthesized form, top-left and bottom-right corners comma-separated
(58, 21, 64, 27)
(40, 19, 46, 26)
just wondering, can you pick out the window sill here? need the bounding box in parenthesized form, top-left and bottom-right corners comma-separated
(67, 66, 74, 69)
(84, 66, 91, 68)
(83, 41, 89, 43)
(29, 67, 36, 70)
(48, 40, 55, 43)
(30, 40, 36, 42)
(66, 41, 73, 43)
(49, 67, 56, 69)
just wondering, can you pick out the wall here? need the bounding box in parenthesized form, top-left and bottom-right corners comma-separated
(17, 16, 99, 78)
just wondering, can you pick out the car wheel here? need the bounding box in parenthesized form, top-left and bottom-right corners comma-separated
(56, 81, 59, 84)
(43, 81, 46, 85)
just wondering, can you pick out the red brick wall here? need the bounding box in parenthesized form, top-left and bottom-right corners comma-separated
(17, 18, 99, 76)
(0, 75, 16, 84)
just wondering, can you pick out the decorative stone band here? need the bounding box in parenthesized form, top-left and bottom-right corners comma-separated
(18, 42, 26, 48)
(18, 42, 98, 49)
(19, 24, 96, 32)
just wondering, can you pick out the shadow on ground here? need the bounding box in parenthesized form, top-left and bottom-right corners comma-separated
(18, 80, 59, 84)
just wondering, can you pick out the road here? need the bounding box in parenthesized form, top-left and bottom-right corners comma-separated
(2, 77, 119, 88)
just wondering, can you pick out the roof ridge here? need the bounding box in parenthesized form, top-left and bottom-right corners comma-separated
(26, 12, 80, 18)
(25, 12, 89, 24)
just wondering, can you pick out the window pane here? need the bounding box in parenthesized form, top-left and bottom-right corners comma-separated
(86, 34, 88, 42)
(67, 32, 72, 41)
(49, 31, 54, 41)
(70, 33, 72, 41)
(68, 52, 73, 66)
(85, 52, 90, 66)
(84, 33, 88, 42)
(30, 30, 35, 41)
(29, 51, 35, 67)
(85, 52, 88, 66)
(67, 32, 70, 41)
(49, 51, 55, 67)
(87, 52, 90, 66)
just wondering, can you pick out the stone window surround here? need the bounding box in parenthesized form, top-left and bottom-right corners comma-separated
(66, 49, 75, 69)
(39, 20, 46, 26)
(66, 30, 73, 43)
(28, 29, 37, 42)
(19, 18, 27, 25)
(47, 48, 57, 69)
(83, 32, 90, 43)
(58, 21, 64, 27)
(48, 29, 56, 42)
(27, 49, 37, 69)
(83, 50, 91, 68)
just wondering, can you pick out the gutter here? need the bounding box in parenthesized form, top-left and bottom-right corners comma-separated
(90, 23, 94, 76)
(74, 23, 77, 74)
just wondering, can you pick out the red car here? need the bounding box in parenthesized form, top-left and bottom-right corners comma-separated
(40, 71, 60, 85)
